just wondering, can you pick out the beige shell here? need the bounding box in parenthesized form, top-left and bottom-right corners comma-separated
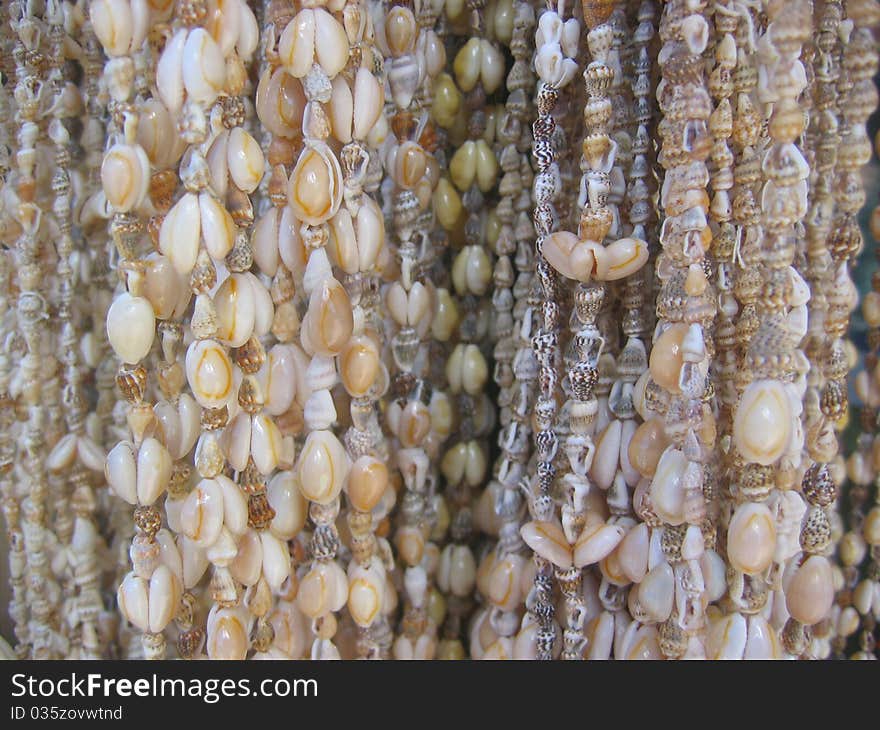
(296, 429, 350, 504)
(101, 143, 150, 213)
(288, 142, 343, 226)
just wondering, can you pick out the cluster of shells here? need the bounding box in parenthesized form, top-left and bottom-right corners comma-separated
(1, 0, 880, 662)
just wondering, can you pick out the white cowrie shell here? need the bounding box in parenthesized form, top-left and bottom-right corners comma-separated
(136, 437, 172, 506)
(536, 11, 562, 47)
(348, 563, 385, 627)
(107, 292, 155, 364)
(561, 18, 580, 57)
(186, 339, 235, 409)
(159, 192, 201, 275)
(148, 564, 179, 633)
(227, 127, 264, 193)
(298, 560, 348, 619)
(251, 413, 283, 475)
(214, 273, 256, 348)
(199, 191, 236, 262)
(267, 471, 307, 541)
(157, 27, 187, 116)
(260, 532, 291, 592)
(230, 528, 263, 586)
(106, 440, 137, 505)
(180, 478, 225, 548)
(90, 0, 133, 57)
(328, 76, 354, 144)
(155, 529, 184, 583)
(236, 0, 259, 59)
(216, 474, 248, 537)
(252, 208, 280, 277)
(207, 606, 250, 660)
(183, 28, 226, 105)
(117, 572, 149, 632)
(101, 143, 150, 213)
(225, 412, 251, 472)
(204, 0, 241, 56)
(353, 67, 384, 141)
(206, 129, 230, 198)
(180, 536, 210, 589)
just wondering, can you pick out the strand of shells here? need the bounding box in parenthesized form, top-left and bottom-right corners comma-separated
(519, 0, 580, 661)
(12, 0, 66, 660)
(651, 0, 716, 659)
(473, 0, 536, 660)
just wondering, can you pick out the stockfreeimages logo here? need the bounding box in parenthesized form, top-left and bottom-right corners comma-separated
(11, 672, 318, 705)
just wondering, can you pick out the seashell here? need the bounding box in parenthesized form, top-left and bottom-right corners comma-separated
(207, 606, 250, 660)
(159, 192, 201, 275)
(155, 529, 183, 582)
(117, 572, 149, 632)
(144, 254, 192, 320)
(257, 344, 297, 416)
(585, 612, 614, 660)
(573, 513, 625, 568)
(107, 292, 155, 364)
(327, 76, 354, 144)
(270, 602, 309, 658)
(387, 54, 421, 109)
(260, 532, 290, 591)
(732, 379, 792, 466)
(591, 420, 621, 490)
(252, 412, 283, 474)
(520, 521, 572, 569)
(230, 528, 262, 586)
(297, 560, 348, 619)
(186, 339, 234, 409)
(352, 67, 384, 141)
(618, 522, 649, 583)
(628, 417, 669, 479)
(180, 478, 225, 548)
(206, 527, 238, 567)
(602, 237, 649, 281)
(483, 553, 525, 612)
(649, 447, 687, 525)
(90, 0, 133, 57)
(214, 273, 256, 348)
(224, 415, 252, 472)
(649, 323, 688, 393)
(139, 100, 184, 171)
(296, 429, 350, 504)
(346, 455, 388, 513)
(48, 433, 78, 473)
(267, 471, 307, 540)
(181, 536, 210, 589)
(701, 549, 727, 603)
(727, 502, 776, 575)
(637, 561, 675, 623)
(255, 67, 306, 139)
(101, 143, 150, 212)
(252, 208, 280, 276)
(302, 276, 353, 357)
(136, 437, 171, 506)
(287, 141, 343, 226)
(204, 0, 242, 56)
(279, 8, 349, 80)
(106, 441, 137, 505)
(786, 555, 834, 626)
(706, 613, 747, 660)
(182, 28, 226, 105)
(199, 191, 236, 262)
(339, 336, 380, 398)
(348, 563, 385, 627)
(437, 544, 477, 598)
(227, 127, 264, 194)
(157, 27, 186, 116)
(744, 615, 779, 659)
